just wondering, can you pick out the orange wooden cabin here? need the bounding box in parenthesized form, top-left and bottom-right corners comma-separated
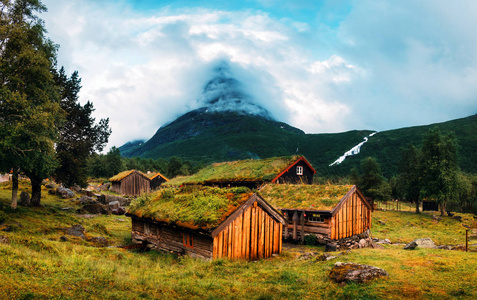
(109, 170, 151, 196)
(127, 187, 285, 260)
(260, 184, 372, 241)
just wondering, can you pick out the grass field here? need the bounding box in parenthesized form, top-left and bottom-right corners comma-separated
(0, 181, 476, 299)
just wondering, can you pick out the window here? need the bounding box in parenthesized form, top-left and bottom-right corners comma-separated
(308, 214, 324, 223)
(183, 232, 194, 248)
(296, 166, 303, 175)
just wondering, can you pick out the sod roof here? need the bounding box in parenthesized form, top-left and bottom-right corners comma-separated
(109, 170, 150, 182)
(164, 155, 309, 186)
(259, 184, 355, 211)
(127, 186, 254, 231)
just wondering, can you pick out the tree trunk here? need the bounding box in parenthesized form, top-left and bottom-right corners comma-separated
(415, 200, 420, 214)
(30, 177, 43, 207)
(439, 201, 446, 217)
(11, 168, 19, 209)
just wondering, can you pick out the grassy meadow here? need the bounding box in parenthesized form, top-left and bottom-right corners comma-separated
(0, 181, 476, 299)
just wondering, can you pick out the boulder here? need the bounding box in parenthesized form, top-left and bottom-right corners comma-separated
(329, 262, 389, 284)
(70, 185, 81, 193)
(112, 207, 126, 215)
(404, 238, 437, 250)
(57, 186, 75, 199)
(79, 203, 111, 215)
(98, 195, 130, 206)
(19, 191, 31, 206)
(45, 183, 57, 189)
(358, 239, 368, 248)
(65, 224, 86, 239)
(108, 200, 120, 210)
(317, 253, 337, 261)
(325, 243, 339, 252)
(78, 196, 96, 205)
(88, 236, 109, 247)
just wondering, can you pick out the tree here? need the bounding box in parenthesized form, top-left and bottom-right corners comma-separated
(398, 144, 422, 213)
(53, 67, 111, 187)
(105, 147, 125, 178)
(0, 0, 62, 207)
(420, 128, 459, 216)
(351, 157, 391, 202)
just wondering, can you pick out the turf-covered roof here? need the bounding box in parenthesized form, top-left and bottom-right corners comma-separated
(109, 170, 149, 182)
(127, 186, 254, 231)
(259, 184, 354, 211)
(165, 155, 310, 186)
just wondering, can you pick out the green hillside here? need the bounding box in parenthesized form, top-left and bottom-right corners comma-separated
(120, 110, 477, 178)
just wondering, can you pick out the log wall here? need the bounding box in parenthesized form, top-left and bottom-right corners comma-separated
(212, 202, 282, 260)
(131, 218, 214, 259)
(330, 191, 371, 239)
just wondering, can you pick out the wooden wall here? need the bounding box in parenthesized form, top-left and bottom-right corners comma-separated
(282, 210, 332, 241)
(112, 172, 150, 196)
(212, 202, 282, 260)
(131, 218, 214, 259)
(274, 161, 314, 184)
(330, 191, 371, 239)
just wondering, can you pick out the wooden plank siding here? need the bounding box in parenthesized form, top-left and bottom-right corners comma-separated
(111, 171, 150, 196)
(212, 202, 282, 260)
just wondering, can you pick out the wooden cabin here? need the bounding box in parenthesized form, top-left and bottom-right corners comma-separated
(164, 156, 316, 189)
(148, 172, 169, 190)
(126, 186, 285, 260)
(109, 170, 151, 196)
(259, 184, 372, 241)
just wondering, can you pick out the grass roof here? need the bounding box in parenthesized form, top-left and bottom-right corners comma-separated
(109, 170, 150, 182)
(164, 156, 304, 186)
(259, 184, 354, 211)
(127, 186, 253, 231)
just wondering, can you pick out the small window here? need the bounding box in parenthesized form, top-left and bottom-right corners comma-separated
(296, 166, 303, 175)
(308, 214, 324, 223)
(183, 232, 194, 248)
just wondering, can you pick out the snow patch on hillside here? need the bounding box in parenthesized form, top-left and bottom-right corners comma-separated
(329, 132, 378, 166)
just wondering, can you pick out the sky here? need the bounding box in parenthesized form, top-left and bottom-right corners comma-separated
(41, 0, 477, 150)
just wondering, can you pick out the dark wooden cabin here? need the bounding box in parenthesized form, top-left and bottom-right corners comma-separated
(164, 156, 316, 189)
(148, 172, 169, 190)
(109, 170, 151, 196)
(259, 184, 372, 241)
(126, 186, 285, 260)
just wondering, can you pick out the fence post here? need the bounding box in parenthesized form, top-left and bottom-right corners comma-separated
(466, 229, 469, 252)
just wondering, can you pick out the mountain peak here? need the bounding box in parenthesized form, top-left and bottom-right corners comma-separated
(198, 61, 273, 120)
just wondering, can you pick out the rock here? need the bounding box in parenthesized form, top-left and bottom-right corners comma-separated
(438, 245, 453, 250)
(79, 196, 96, 205)
(70, 185, 81, 193)
(358, 239, 368, 248)
(108, 201, 120, 210)
(48, 189, 56, 195)
(317, 253, 337, 261)
(88, 236, 109, 247)
(384, 239, 391, 244)
(45, 183, 57, 189)
(329, 262, 389, 284)
(65, 225, 86, 239)
(57, 186, 75, 199)
(79, 203, 111, 215)
(19, 191, 31, 206)
(112, 207, 126, 215)
(299, 252, 317, 260)
(432, 215, 441, 221)
(60, 236, 68, 242)
(98, 195, 130, 206)
(326, 243, 339, 252)
(0, 235, 9, 244)
(378, 220, 386, 225)
(404, 237, 437, 250)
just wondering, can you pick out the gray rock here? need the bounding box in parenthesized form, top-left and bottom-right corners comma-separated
(329, 262, 389, 284)
(404, 237, 437, 250)
(358, 239, 368, 248)
(112, 207, 126, 215)
(79, 196, 96, 205)
(65, 225, 86, 239)
(57, 186, 75, 199)
(19, 191, 31, 206)
(317, 253, 337, 261)
(88, 236, 109, 247)
(108, 201, 120, 210)
(326, 243, 339, 252)
(98, 195, 130, 206)
(79, 203, 111, 215)
(45, 183, 57, 189)
(384, 239, 391, 244)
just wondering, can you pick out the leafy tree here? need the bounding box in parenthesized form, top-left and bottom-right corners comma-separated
(105, 147, 125, 178)
(351, 157, 391, 202)
(420, 128, 459, 216)
(53, 67, 111, 187)
(0, 0, 61, 207)
(398, 144, 422, 213)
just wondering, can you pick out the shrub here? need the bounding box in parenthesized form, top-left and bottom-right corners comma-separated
(0, 210, 7, 224)
(304, 234, 318, 246)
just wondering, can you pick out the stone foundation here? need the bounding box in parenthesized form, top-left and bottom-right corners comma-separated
(296, 229, 373, 251)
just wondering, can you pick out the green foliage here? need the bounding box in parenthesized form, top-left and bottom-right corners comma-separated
(0, 210, 7, 224)
(303, 234, 318, 246)
(351, 157, 391, 201)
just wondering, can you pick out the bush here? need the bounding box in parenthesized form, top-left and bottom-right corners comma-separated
(304, 234, 318, 246)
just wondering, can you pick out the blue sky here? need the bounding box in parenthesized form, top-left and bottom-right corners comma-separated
(41, 0, 477, 149)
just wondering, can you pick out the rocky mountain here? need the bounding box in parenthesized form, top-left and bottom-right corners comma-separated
(120, 63, 477, 177)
